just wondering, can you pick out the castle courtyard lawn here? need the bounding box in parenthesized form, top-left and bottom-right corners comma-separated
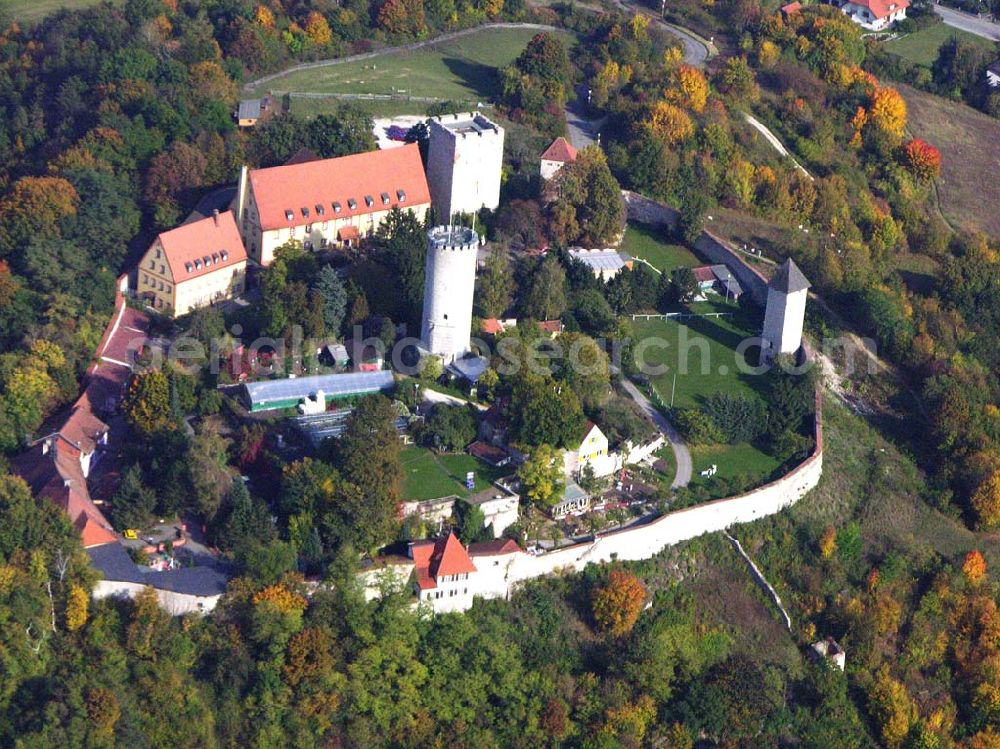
(687, 442, 783, 489)
(400, 446, 509, 502)
(248, 27, 578, 102)
(620, 222, 701, 272)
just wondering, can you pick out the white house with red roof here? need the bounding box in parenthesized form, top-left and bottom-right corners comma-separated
(234, 144, 431, 265)
(137, 210, 247, 316)
(410, 532, 480, 612)
(840, 0, 908, 30)
(540, 136, 578, 180)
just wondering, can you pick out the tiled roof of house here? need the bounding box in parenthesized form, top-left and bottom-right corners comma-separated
(851, 0, 908, 18)
(541, 136, 578, 163)
(249, 144, 431, 231)
(780, 1, 802, 13)
(156, 211, 247, 284)
(481, 318, 504, 335)
(692, 265, 716, 284)
(468, 538, 521, 556)
(468, 440, 509, 465)
(538, 319, 564, 334)
(411, 532, 477, 589)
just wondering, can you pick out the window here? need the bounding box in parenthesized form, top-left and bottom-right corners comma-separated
(320, 238, 328, 248)
(160, 264, 165, 274)
(285, 209, 294, 221)
(380, 192, 390, 205)
(142, 274, 148, 285)
(306, 224, 312, 233)
(347, 198, 357, 210)
(333, 202, 342, 213)
(364, 195, 374, 208)
(165, 285, 171, 293)
(397, 189, 406, 202)
(290, 226, 297, 237)
(304, 241, 313, 251)
(315, 204, 325, 216)
(220, 250, 228, 261)
(155, 248, 161, 259)
(301, 207, 309, 218)
(149, 260, 155, 269)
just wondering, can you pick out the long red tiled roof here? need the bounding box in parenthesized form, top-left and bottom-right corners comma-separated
(156, 211, 247, 283)
(249, 144, 431, 231)
(541, 137, 578, 163)
(852, 0, 908, 17)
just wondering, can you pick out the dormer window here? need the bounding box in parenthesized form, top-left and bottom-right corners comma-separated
(211, 253, 220, 264)
(194, 259, 202, 269)
(364, 195, 374, 207)
(333, 201, 342, 213)
(397, 189, 406, 202)
(203, 255, 212, 267)
(316, 204, 325, 216)
(301, 207, 309, 218)
(220, 250, 229, 261)
(184, 262, 193, 273)
(381, 192, 390, 205)
(347, 198, 357, 210)
(285, 209, 294, 221)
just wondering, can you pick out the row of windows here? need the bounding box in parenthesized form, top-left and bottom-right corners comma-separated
(428, 588, 470, 599)
(141, 274, 171, 294)
(148, 259, 166, 275)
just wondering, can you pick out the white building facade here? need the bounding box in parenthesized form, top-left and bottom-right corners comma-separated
(425, 113, 504, 220)
(840, 0, 908, 31)
(421, 225, 479, 363)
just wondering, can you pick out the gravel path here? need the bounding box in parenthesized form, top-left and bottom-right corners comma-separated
(620, 378, 693, 489)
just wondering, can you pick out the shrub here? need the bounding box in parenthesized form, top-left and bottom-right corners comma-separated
(702, 393, 767, 443)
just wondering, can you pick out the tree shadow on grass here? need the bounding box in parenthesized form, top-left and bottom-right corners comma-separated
(441, 57, 500, 100)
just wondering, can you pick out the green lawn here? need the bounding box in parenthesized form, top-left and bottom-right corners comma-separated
(400, 446, 509, 502)
(620, 222, 701, 273)
(250, 27, 578, 102)
(631, 302, 767, 411)
(2, 0, 105, 21)
(688, 442, 783, 489)
(289, 96, 433, 119)
(885, 23, 996, 67)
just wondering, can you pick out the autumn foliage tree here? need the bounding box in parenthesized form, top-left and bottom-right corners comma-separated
(667, 64, 709, 113)
(972, 470, 1000, 528)
(647, 101, 694, 147)
(867, 86, 907, 141)
(0, 176, 79, 258)
(591, 569, 647, 637)
(963, 550, 988, 585)
(901, 138, 942, 182)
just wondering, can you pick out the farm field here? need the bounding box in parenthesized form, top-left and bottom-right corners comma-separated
(885, 22, 995, 67)
(400, 446, 509, 502)
(620, 222, 701, 272)
(249, 26, 578, 104)
(899, 83, 1000, 237)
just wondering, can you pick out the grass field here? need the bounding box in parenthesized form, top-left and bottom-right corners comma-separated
(1, 0, 104, 21)
(249, 27, 577, 103)
(631, 302, 767, 410)
(885, 23, 996, 67)
(688, 442, 782, 487)
(899, 83, 1000, 237)
(400, 446, 509, 502)
(289, 96, 433, 119)
(620, 222, 701, 272)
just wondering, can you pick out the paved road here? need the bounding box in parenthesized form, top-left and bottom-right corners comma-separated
(932, 4, 1000, 41)
(620, 378, 693, 489)
(565, 84, 608, 148)
(743, 113, 814, 181)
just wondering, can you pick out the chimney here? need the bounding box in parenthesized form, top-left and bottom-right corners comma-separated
(212, 208, 220, 226)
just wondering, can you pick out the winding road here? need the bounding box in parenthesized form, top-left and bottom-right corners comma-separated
(620, 378, 693, 489)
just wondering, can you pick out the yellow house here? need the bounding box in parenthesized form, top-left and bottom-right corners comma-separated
(137, 210, 247, 316)
(233, 144, 432, 266)
(563, 421, 613, 478)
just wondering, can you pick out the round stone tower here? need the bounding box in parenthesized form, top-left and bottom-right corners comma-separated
(420, 225, 480, 363)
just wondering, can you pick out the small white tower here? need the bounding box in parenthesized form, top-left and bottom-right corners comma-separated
(426, 112, 504, 220)
(421, 225, 480, 363)
(761, 258, 810, 362)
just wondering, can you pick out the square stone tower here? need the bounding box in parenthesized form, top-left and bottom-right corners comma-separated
(761, 258, 810, 362)
(426, 112, 504, 221)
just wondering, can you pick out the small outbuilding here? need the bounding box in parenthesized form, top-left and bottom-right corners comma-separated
(540, 136, 578, 180)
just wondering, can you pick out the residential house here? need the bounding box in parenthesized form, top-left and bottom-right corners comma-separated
(691, 264, 743, 300)
(564, 421, 614, 478)
(137, 210, 247, 316)
(236, 95, 274, 128)
(539, 136, 578, 180)
(568, 249, 631, 282)
(233, 144, 431, 266)
(468, 440, 511, 468)
(411, 532, 478, 613)
(840, 0, 908, 30)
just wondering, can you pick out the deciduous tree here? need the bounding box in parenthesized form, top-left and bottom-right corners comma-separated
(518, 443, 564, 506)
(591, 569, 647, 637)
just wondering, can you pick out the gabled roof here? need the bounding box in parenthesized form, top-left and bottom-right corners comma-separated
(411, 532, 477, 589)
(580, 420, 605, 443)
(248, 144, 431, 231)
(769, 258, 811, 293)
(238, 99, 262, 120)
(780, 1, 801, 14)
(538, 320, 564, 334)
(468, 538, 521, 556)
(692, 265, 716, 284)
(541, 136, 578, 163)
(156, 211, 247, 283)
(481, 318, 504, 335)
(850, 0, 908, 18)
